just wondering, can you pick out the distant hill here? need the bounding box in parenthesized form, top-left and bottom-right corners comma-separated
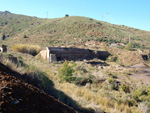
(0, 11, 150, 48)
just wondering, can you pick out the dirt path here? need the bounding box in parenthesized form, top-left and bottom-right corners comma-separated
(130, 63, 150, 85)
(131, 72, 150, 85)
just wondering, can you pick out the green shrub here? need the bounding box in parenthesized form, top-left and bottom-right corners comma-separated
(1, 34, 6, 40)
(107, 77, 119, 90)
(148, 86, 150, 95)
(75, 64, 87, 73)
(96, 37, 108, 43)
(65, 14, 69, 17)
(107, 77, 113, 84)
(96, 22, 102, 25)
(58, 61, 73, 82)
(70, 61, 77, 67)
(73, 76, 93, 86)
(133, 87, 148, 98)
(108, 38, 118, 44)
(23, 35, 27, 38)
(121, 83, 130, 93)
(118, 45, 125, 49)
(107, 55, 118, 62)
(73, 77, 86, 85)
(125, 43, 132, 50)
(110, 82, 119, 90)
(131, 42, 141, 48)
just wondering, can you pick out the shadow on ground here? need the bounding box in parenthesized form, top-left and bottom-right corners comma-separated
(87, 61, 109, 67)
(0, 63, 101, 113)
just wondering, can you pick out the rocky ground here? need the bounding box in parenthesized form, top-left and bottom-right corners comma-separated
(0, 63, 78, 113)
(130, 62, 150, 85)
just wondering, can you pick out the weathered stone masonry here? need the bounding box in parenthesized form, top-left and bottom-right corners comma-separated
(0, 45, 7, 53)
(40, 47, 110, 62)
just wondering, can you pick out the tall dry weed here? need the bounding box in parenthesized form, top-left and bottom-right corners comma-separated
(12, 44, 41, 56)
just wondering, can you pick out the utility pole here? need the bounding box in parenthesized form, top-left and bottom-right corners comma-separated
(129, 35, 131, 44)
(106, 13, 109, 22)
(101, 14, 104, 21)
(46, 12, 48, 18)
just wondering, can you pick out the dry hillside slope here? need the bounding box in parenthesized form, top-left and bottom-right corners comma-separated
(0, 62, 78, 113)
(0, 11, 150, 48)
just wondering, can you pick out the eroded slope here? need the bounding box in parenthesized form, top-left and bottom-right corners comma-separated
(0, 63, 78, 113)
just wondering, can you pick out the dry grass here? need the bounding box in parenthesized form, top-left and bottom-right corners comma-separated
(0, 54, 25, 73)
(107, 47, 143, 66)
(26, 58, 142, 113)
(1, 12, 150, 48)
(12, 44, 41, 56)
(56, 83, 141, 113)
(0, 52, 143, 113)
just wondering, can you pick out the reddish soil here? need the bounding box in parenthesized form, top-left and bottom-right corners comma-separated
(0, 63, 78, 113)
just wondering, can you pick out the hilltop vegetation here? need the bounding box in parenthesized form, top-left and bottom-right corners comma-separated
(0, 11, 150, 48)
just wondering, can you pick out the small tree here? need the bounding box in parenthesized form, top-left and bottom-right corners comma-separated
(121, 83, 130, 93)
(65, 14, 69, 17)
(1, 34, 6, 40)
(58, 61, 73, 82)
(23, 35, 27, 38)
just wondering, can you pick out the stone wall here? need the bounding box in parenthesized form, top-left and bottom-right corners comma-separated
(2, 45, 7, 52)
(46, 47, 110, 61)
(96, 51, 110, 60)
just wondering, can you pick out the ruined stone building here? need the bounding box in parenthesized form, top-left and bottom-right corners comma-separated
(40, 47, 110, 62)
(0, 45, 7, 53)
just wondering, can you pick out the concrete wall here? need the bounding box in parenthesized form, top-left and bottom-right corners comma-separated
(0, 47, 3, 52)
(50, 54, 57, 63)
(2, 45, 7, 52)
(48, 47, 95, 61)
(46, 47, 50, 60)
(0, 45, 7, 53)
(40, 50, 47, 60)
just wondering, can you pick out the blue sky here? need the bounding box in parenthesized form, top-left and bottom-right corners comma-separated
(0, 0, 150, 31)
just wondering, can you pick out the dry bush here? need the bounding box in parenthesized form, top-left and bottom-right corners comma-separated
(12, 44, 41, 56)
(58, 83, 140, 113)
(138, 101, 150, 113)
(107, 47, 143, 66)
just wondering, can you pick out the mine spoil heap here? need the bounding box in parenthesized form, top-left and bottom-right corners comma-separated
(0, 63, 78, 113)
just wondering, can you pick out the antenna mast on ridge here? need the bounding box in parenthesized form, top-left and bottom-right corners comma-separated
(101, 14, 104, 21)
(106, 13, 109, 22)
(46, 12, 48, 18)
(129, 35, 131, 44)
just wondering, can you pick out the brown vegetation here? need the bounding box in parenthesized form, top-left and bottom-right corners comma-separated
(12, 44, 41, 56)
(107, 47, 143, 66)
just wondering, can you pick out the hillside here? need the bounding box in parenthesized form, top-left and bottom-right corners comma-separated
(0, 11, 150, 48)
(0, 62, 78, 113)
(1, 49, 149, 113)
(1, 11, 150, 113)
